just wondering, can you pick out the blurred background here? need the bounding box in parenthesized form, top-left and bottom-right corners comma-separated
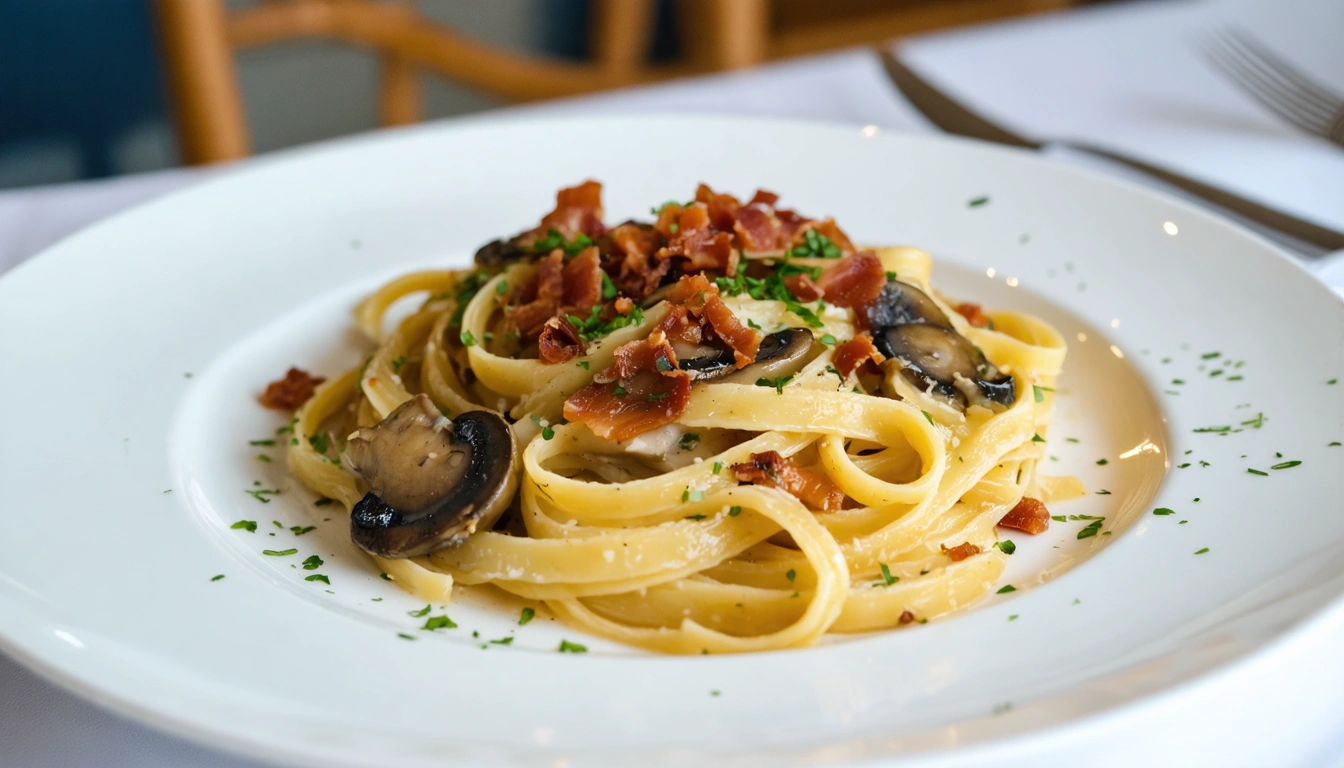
(0, 0, 1119, 189)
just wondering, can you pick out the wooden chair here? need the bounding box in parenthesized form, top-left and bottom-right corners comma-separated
(158, 0, 1074, 166)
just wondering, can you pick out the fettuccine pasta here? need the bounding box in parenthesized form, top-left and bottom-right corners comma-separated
(269, 181, 1075, 653)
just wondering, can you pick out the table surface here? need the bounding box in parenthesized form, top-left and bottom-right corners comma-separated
(3, 2, 1342, 766)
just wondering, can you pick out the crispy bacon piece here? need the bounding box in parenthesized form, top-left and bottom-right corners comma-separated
(657, 204, 739, 275)
(507, 250, 565, 338)
(832, 333, 885, 377)
(563, 246, 603, 313)
(816, 251, 886, 318)
(783, 273, 823, 302)
(733, 204, 786, 253)
(565, 331, 690, 441)
(534, 180, 605, 241)
(613, 296, 634, 315)
(666, 275, 762, 367)
(941, 542, 982, 562)
(998, 497, 1051, 535)
(657, 304, 703, 346)
(955, 302, 991, 328)
(608, 223, 666, 299)
(260, 367, 325, 410)
(538, 315, 583, 364)
(731, 450, 845, 511)
(595, 331, 680, 383)
(696, 183, 741, 231)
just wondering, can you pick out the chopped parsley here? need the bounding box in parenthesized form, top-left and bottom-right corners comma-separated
(612, 385, 627, 397)
(879, 563, 898, 586)
(1096, 458, 1108, 465)
(685, 514, 707, 521)
(1201, 351, 1221, 359)
(408, 604, 432, 618)
(249, 439, 275, 446)
(210, 574, 225, 582)
(679, 433, 701, 451)
(1195, 548, 1210, 555)
(576, 360, 589, 370)
(519, 607, 535, 625)
(558, 639, 588, 653)
(921, 410, 935, 426)
(314, 498, 334, 507)
(231, 519, 258, 533)
(1271, 460, 1301, 470)
(1153, 508, 1175, 516)
(728, 505, 742, 517)
(490, 637, 514, 646)
(390, 355, 406, 373)
(712, 461, 723, 475)
(820, 334, 837, 346)
(785, 569, 797, 582)
(1247, 468, 1268, 476)
(460, 330, 477, 347)
(530, 229, 594, 256)
(1032, 385, 1054, 403)
(422, 615, 457, 631)
(1193, 425, 1231, 433)
(495, 280, 509, 295)
(567, 304, 645, 342)
(397, 633, 416, 641)
(541, 425, 555, 440)
(968, 196, 990, 207)
(308, 433, 329, 453)
(756, 375, 793, 394)
(996, 585, 1017, 594)
(305, 574, 330, 584)
(647, 392, 667, 402)
(681, 489, 705, 503)
(1031, 433, 1045, 443)
(1077, 520, 1103, 539)
(302, 555, 324, 570)
(290, 525, 316, 536)
(601, 271, 618, 300)
(791, 227, 843, 259)
(262, 548, 297, 557)
(996, 540, 1016, 555)
(245, 488, 281, 503)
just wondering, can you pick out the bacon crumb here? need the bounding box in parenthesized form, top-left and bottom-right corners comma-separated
(784, 273, 823, 302)
(260, 367, 325, 410)
(998, 497, 1051, 535)
(731, 450, 845, 511)
(538, 315, 584, 364)
(564, 332, 691, 441)
(955, 302, 992, 328)
(832, 333, 885, 377)
(666, 274, 761, 367)
(941, 542, 982, 562)
(816, 251, 886, 317)
(898, 610, 916, 625)
(613, 296, 634, 315)
(562, 245, 603, 313)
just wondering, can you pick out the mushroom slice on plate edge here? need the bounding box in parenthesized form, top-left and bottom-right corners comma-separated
(345, 394, 519, 558)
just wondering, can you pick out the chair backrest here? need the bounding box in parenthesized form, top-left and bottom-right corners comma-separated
(156, 0, 680, 165)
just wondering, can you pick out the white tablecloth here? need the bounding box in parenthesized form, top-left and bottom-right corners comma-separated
(2, 3, 1342, 766)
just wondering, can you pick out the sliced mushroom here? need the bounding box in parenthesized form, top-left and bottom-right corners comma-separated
(677, 328, 814, 383)
(473, 238, 530, 269)
(345, 394, 519, 558)
(866, 280, 953, 331)
(876, 324, 1015, 409)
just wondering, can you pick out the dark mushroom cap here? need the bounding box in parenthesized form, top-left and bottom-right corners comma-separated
(346, 395, 518, 558)
(877, 324, 1015, 409)
(867, 280, 953, 331)
(473, 238, 531, 270)
(679, 327, 814, 383)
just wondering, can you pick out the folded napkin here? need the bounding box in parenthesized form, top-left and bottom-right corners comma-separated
(900, 0, 1344, 233)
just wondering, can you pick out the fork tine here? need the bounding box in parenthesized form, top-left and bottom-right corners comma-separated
(1210, 29, 1333, 125)
(1206, 32, 1331, 134)
(1226, 29, 1342, 115)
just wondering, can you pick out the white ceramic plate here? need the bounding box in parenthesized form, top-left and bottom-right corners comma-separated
(1, 116, 1341, 768)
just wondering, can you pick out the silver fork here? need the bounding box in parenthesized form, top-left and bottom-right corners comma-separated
(1205, 27, 1344, 147)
